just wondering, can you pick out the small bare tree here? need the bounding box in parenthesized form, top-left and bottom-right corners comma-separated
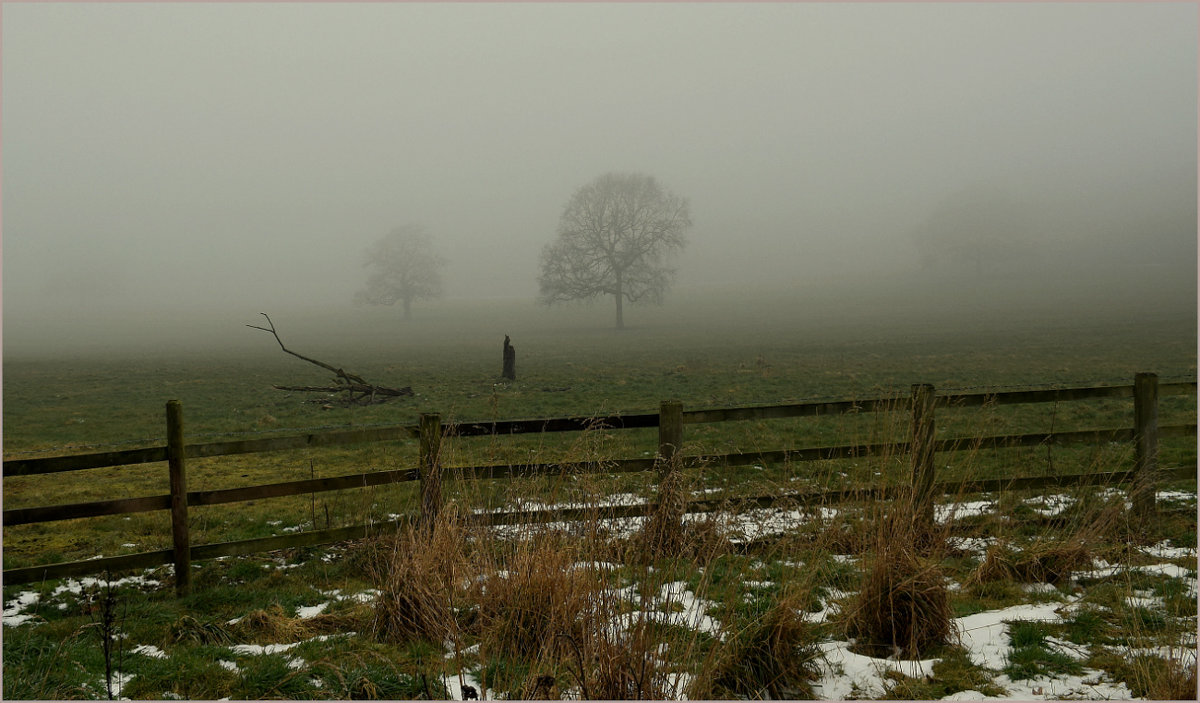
(355, 224, 447, 320)
(538, 173, 691, 329)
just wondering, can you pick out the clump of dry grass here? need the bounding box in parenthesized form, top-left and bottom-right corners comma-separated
(226, 601, 374, 645)
(640, 463, 689, 561)
(970, 538, 1093, 586)
(166, 614, 235, 646)
(573, 618, 675, 700)
(707, 585, 824, 699)
(969, 496, 1118, 587)
(233, 604, 312, 643)
(1145, 652, 1198, 700)
(843, 504, 956, 659)
(368, 512, 468, 645)
(471, 531, 605, 663)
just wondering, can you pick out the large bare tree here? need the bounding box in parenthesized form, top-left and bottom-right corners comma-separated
(538, 173, 691, 329)
(355, 224, 447, 319)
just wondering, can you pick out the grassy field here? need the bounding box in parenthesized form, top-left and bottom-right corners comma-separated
(3, 286, 1197, 700)
(3, 288, 1196, 566)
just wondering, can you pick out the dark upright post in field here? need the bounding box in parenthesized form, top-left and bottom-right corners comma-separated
(1132, 372, 1159, 519)
(910, 384, 937, 529)
(166, 400, 191, 596)
(502, 335, 516, 381)
(646, 400, 685, 558)
(418, 413, 443, 527)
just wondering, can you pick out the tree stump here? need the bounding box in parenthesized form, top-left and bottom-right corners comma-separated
(502, 335, 516, 380)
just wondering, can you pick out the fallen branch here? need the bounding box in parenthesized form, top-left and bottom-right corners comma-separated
(248, 313, 413, 406)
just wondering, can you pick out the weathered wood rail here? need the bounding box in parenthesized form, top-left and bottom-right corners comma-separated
(3, 374, 1195, 591)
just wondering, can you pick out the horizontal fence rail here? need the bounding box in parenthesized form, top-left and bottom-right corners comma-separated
(8, 424, 1198, 529)
(3, 374, 1195, 589)
(6, 381, 1195, 478)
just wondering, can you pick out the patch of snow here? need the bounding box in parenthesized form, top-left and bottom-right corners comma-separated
(3, 591, 42, 627)
(445, 668, 486, 700)
(936, 500, 994, 523)
(218, 660, 240, 674)
(1143, 540, 1197, 560)
(1156, 489, 1196, 503)
(113, 673, 135, 699)
(947, 536, 996, 556)
(231, 642, 302, 656)
(990, 670, 1133, 700)
(569, 561, 621, 573)
(1024, 494, 1074, 517)
(295, 602, 329, 619)
(941, 689, 988, 700)
(959, 601, 1066, 670)
(132, 644, 169, 659)
(815, 640, 940, 699)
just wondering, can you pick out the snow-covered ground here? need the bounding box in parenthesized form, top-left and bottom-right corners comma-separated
(4, 489, 1196, 700)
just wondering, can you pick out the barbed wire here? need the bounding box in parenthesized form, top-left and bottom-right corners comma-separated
(5, 374, 1193, 458)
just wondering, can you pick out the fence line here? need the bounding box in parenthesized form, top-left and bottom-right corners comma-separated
(3, 374, 1196, 590)
(6, 381, 1196, 478)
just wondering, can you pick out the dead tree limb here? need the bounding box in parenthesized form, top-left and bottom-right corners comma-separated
(248, 313, 412, 405)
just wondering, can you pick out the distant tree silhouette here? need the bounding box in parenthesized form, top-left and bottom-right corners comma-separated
(538, 172, 691, 329)
(355, 224, 447, 319)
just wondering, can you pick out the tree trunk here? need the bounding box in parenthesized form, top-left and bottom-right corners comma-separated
(502, 335, 516, 380)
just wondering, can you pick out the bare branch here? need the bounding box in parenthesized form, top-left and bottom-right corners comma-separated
(249, 313, 412, 405)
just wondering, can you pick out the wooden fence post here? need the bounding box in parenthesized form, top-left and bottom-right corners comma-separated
(418, 413, 443, 527)
(1132, 372, 1159, 519)
(166, 400, 190, 597)
(910, 384, 937, 528)
(645, 400, 685, 557)
(658, 400, 683, 467)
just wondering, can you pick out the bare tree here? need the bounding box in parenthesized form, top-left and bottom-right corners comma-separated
(538, 173, 691, 329)
(355, 224, 447, 320)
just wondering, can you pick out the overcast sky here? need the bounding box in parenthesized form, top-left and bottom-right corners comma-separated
(2, 2, 1196, 351)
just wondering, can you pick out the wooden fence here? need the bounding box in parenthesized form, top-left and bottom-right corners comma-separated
(3, 373, 1195, 593)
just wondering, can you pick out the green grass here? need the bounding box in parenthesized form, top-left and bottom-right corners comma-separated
(2, 293, 1196, 699)
(881, 646, 1008, 699)
(1002, 620, 1086, 680)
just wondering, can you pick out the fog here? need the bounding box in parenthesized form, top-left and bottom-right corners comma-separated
(3, 3, 1196, 358)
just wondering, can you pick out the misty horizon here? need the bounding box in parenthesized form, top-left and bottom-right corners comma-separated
(3, 3, 1196, 357)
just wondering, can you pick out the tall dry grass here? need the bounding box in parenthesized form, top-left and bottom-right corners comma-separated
(359, 394, 1190, 699)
